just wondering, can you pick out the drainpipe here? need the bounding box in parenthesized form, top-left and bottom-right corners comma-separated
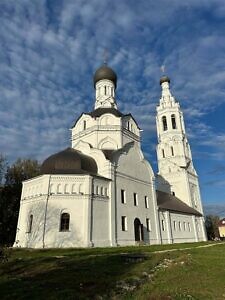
(42, 175, 51, 248)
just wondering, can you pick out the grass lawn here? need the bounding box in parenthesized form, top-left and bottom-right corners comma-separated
(0, 242, 224, 299)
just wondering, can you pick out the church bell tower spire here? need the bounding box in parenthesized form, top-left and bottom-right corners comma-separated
(156, 75, 204, 214)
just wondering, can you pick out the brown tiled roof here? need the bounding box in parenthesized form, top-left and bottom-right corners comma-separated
(157, 190, 202, 216)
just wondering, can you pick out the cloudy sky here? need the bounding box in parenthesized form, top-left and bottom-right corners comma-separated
(0, 0, 225, 215)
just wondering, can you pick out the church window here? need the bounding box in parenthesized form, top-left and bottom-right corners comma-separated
(121, 216, 127, 231)
(133, 193, 138, 206)
(96, 186, 99, 195)
(171, 114, 177, 129)
(171, 146, 174, 156)
(146, 218, 151, 231)
(162, 149, 165, 158)
(161, 219, 165, 231)
(121, 189, 126, 204)
(104, 86, 107, 95)
(27, 214, 33, 233)
(162, 116, 167, 131)
(145, 196, 149, 208)
(83, 120, 87, 130)
(60, 213, 70, 231)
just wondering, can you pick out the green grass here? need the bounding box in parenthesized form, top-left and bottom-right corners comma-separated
(0, 242, 224, 299)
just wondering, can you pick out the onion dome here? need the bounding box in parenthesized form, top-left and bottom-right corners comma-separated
(160, 75, 170, 85)
(93, 65, 117, 88)
(41, 148, 98, 175)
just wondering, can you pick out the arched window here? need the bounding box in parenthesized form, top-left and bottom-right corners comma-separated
(171, 146, 174, 156)
(171, 114, 176, 129)
(104, 187, 108, 196)
(27, 214, 33, 233)
(83, 120, 86, 130)
(127, 121, 130, 130)
(96, 186, 99, 195)
(162, 116, 167, 131)
(60, 213, 70, 231)
(162, 149, 165, 158)
(104, 86, 107, 95)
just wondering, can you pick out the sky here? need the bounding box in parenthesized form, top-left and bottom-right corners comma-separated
(0, 0, 225, 216)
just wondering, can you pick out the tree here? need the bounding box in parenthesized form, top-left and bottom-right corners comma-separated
(0, 154, 7, 185)
(205, 215, 220, 240)
(0, 159, 40, 246)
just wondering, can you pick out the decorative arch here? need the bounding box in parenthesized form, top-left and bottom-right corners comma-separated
(98, 136, 118, 150)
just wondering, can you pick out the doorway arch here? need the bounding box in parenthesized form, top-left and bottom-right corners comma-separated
(134, 218, 144, 242)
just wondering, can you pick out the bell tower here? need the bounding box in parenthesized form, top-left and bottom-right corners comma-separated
(156, 75, 203, 214)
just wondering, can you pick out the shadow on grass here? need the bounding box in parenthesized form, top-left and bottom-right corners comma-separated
(0, 252, 153, 300)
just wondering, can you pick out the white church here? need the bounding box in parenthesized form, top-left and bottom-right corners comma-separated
(14, 64, 207, 248)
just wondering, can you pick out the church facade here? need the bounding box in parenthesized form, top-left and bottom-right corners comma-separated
(14, 65, 207, 248)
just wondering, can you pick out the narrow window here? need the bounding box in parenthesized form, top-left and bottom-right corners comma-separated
(172, 191, 175, 196)
(183, 222, 186, 231)
(145, 196, 149, 208)
(96, 186, 99, 195)
(60, 213, 70, 231)
(162, 116, 167, 131)
(134, 193, 138, 206)
(171, 146, 174, 156)
(121, 216, 127, 231)
(162, 149, 165, 158)
(178, 221, 181, 231)
(111, 87, 113, 96)
(83, 120, 86, 130)
(104, 86, 107, 95)
(173, 220, 176, 231)
(161, 219, 165, 231)
(127, 121, 130, 130)
(121, 189, 126, 203)
(27, 214, 33, 233)
(64, 184, 69, 194)
(171, 114, 177, 129)
(104, 187, 108, 196)
(146, 218, 151, 231)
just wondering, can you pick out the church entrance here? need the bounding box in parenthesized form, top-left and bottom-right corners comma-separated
(134, 218, 144, 242)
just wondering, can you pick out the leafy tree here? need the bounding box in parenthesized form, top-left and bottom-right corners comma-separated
(205, 215, 220, 240)
(0, 154, 7, 185)
(0, 159, 40, 246)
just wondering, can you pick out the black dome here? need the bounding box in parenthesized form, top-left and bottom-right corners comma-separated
(41, 148, 98, 175)
(93, 65, 117, 88)
(160, 76, 170, 85)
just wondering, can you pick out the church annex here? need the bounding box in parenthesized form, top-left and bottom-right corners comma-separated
(14, 65, 207, 248)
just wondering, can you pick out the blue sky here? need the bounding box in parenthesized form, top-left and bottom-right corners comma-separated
(0, 0, 225, 216)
